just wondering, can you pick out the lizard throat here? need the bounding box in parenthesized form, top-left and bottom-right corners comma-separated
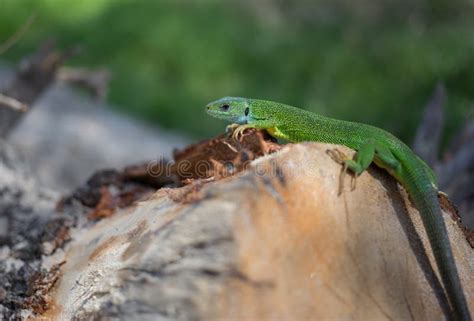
(235, 115, 248, 124)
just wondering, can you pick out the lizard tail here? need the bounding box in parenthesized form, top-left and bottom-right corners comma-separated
(403, 170, 471, 321)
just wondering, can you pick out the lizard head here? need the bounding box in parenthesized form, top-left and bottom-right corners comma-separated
(206, 97, 250, 124)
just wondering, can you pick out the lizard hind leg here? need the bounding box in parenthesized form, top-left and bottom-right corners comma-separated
(327, 142, 376, 195)
(326, 149, 362, 195)
(327, 141, 402, 195)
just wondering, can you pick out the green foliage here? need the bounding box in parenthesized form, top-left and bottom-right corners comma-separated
(0, 0, 473, 143)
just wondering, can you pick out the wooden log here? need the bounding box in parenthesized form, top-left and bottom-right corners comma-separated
(39, 143, 473, 321)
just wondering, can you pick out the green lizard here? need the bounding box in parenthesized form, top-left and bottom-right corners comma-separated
(206, 96, 471, 321)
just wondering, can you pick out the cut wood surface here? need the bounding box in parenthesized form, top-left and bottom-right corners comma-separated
(40, 143, 473, 321)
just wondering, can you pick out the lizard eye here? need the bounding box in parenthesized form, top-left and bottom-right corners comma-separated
(244, 107, 249, 116)
(220, 104, 230, 111)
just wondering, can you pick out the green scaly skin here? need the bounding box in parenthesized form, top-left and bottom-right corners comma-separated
(206, 97, 471, 321)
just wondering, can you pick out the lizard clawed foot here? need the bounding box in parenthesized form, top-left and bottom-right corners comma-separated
(230, 124, 253, 141)
(326, 148, 347, 165)
(340, 163, 359, 194)
(350, 174, 358, 191)
(326, 148, 357, 195)
(226, 123, 240, 135)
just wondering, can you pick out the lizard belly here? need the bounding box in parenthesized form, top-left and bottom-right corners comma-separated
(267, 126, 291, 140)
(373, 157, 403, 183)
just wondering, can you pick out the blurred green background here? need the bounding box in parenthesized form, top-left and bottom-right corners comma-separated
(0, 0, 473, 143)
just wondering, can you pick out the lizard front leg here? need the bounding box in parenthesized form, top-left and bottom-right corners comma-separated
(229, 124, 254, 140)
(225, 123, 240, 134)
